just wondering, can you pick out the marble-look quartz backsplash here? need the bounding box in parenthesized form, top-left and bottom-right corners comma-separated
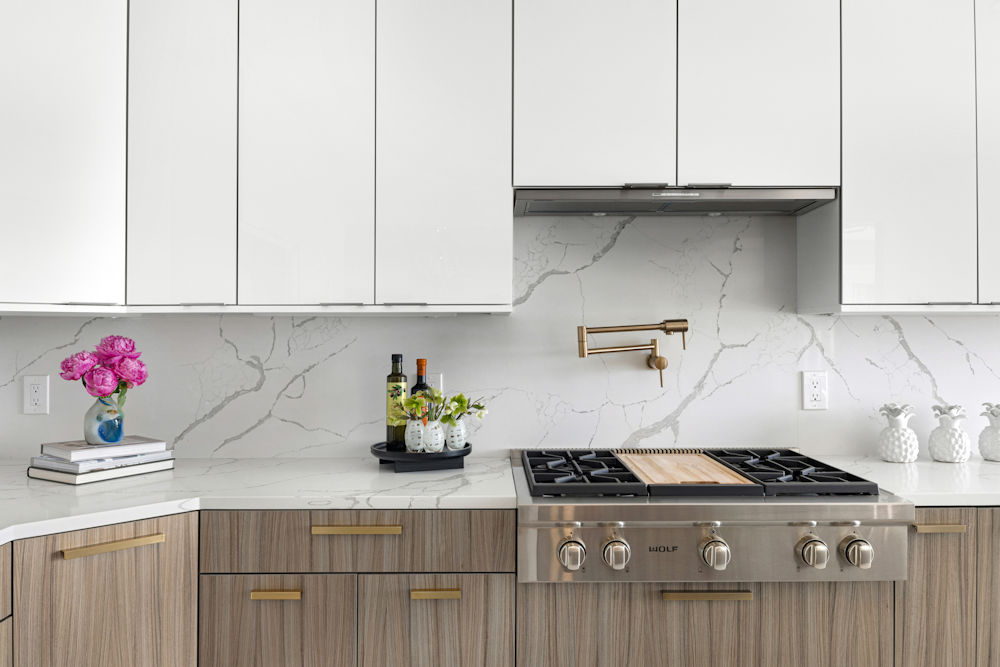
(2, 215, 999, 460)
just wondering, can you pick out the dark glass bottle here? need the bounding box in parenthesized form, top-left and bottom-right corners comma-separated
(386, 353, 407, 448)
(411, 358, 430, 396)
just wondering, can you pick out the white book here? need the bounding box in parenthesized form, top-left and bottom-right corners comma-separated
(27, 459, 175, 485)
(31, 450, 174, 474)
(40, 435, 167, 462)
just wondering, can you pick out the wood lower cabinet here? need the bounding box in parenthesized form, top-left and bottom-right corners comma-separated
(760, 581, 893, 666)
(0, 542, 9, 620)
(518, 581, 891, 667)
(896, 508, 977, 667)
(518, 583, 760, 666)
(979, 508, 1000, 666)
(200, 574, 356, 667)
(0, 617, 10, 667)
(13, 512, 197, 667)
(359, 573, 514, 667)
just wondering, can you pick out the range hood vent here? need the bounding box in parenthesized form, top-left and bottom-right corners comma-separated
(514, 186, 837, 217)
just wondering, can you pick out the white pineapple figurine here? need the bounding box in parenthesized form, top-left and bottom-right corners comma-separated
(928, 404, 971, 463)
(877, 403, 919, 463)
(979, 403, 1000, 462)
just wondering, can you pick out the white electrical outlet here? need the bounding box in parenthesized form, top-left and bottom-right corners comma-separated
(23, 375, 50, 414)
(801, 371, 829, 410)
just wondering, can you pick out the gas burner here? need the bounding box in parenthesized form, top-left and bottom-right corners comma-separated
(522, 450, 646, 497)
(707, 449, 879, 496)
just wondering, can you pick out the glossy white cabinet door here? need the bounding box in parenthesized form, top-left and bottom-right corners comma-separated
(677, 0, 839, 186)
(376, 0, 512, 305)
(127, 0, 237, 305)
(238, 0, 374, 305)
(513, 0, 676, 187)
(0, 0, 126, 305)
(842, 0, 977, 304)
(979, 0, 1000, 304)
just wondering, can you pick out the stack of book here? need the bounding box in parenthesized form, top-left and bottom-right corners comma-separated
(27, 435, 174, 485)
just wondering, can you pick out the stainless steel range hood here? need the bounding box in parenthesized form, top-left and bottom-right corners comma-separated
(514, 186, 837, 217)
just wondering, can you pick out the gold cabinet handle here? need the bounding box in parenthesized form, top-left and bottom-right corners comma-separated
(62, 533, 165, 560)
(661, 591, 753, 602)
(311, 525, 402, 535)
(410, 588, 462, 600)
(250, 590, 302, 601)
(914, 524, 967, 534)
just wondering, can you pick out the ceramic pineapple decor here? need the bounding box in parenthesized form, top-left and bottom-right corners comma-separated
(979, 403, 1000, 462)
(877, 403, 919, 463)
(928, 404, 972, 463)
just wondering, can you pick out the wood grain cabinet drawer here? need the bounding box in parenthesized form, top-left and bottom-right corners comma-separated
(0, 542, 9, 620)
(200, 574, 356, 667)
(359, 573, 514, 667)
(200, 510, 515, 573)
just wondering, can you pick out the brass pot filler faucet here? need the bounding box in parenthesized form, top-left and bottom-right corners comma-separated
(577, 319, 689, 387)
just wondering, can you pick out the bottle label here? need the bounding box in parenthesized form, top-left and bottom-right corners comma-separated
(387, 382, 407, 426)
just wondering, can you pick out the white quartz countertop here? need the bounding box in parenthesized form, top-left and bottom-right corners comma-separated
(0, 456, 515, 545)
(822, 455, 1000, 507)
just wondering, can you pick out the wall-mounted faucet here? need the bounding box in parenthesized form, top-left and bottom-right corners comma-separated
(577, 319, 689, 387)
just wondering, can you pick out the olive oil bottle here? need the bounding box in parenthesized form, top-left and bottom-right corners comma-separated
(386, 354, 407, 449)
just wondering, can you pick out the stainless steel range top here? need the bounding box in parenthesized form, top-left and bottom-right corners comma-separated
(514, 449, 915, 584)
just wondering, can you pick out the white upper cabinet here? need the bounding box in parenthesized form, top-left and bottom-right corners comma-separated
(841, 0, 978, 304)
(0, 0, 126, 305)
(376, 0, 512, 305)
(127, 0, 237, 305)
(677, 0, 839, 186)
(238, 0, 375, 305)
(513, 0, 677, 187)
(979, 0, 1000, 304)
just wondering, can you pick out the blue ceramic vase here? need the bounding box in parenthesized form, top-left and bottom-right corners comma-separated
(84, 396, 124, 445)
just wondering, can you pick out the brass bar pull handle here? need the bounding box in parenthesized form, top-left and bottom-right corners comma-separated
(410, 588, 462, 600)
(661, 591, 753, 602)
(250, 590, 302, 601)
(311, 525, 403, 535)
(62, 533, 165, 560)
(914, 524, 967, 534)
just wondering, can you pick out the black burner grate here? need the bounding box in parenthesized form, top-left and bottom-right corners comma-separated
(521, 450, 646, 497)
(705, 449, 880, 496)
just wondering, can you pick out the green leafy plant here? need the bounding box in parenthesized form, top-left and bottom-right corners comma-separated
(442, 393, 487, 426)
(393, 388, 447, 424)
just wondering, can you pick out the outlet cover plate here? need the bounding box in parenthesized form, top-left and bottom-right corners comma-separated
(23, 375, 50, 414)
(801, 370, 829, 410)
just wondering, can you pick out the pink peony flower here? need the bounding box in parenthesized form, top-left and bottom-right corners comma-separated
(114, 357, 148, 387)
(83, 367, 120, 397)
(93, 335, 141, 366)
(59, 351, 99, 381)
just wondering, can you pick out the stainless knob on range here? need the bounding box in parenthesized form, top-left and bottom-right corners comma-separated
(700, 536, 731, 571)
(558, 540, 586, 571)
(840, 536, 875, 569)
(602, 539, 631, 570)
(797, 536, 829, 570)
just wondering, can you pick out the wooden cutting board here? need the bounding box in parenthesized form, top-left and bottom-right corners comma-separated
(616, 453, 755, 486)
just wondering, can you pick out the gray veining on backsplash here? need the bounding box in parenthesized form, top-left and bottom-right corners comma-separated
(2, 214, 1000, 459)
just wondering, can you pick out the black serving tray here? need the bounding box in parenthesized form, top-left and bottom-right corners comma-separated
(371, 442, 471, 472)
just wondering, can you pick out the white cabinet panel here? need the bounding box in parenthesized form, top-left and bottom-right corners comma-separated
(376, 0, 512, 305)
(0, 0, 126, 305)
(979, 0, 1000, 304)
(238, 0, 374, 305)
(842, 0, 977, 304)
(127, 0, 237, 305)
(677, 0, 839, 186)
(513, 0, 676, 187)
